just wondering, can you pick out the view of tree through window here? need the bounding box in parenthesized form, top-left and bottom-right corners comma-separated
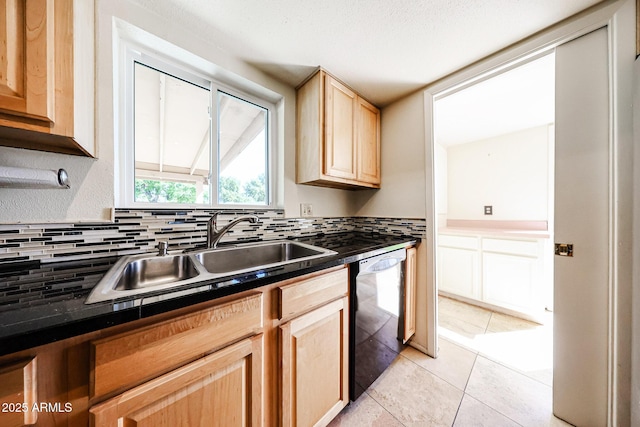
(131, 60, 269, 206)
(217, 92, 268, 205)
(133, 62, 211, 204)
(134, 179, 210, 204)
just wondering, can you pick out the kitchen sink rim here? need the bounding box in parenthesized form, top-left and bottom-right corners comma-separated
(84, 239, 338, 305)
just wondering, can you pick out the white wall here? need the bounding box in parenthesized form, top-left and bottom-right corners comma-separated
(435, 143, 448, 228)
(0, 146, 114, 222)
(446, 125, 550, 222)
(353, 90, 427, 218)
(0, 0, 355, 223)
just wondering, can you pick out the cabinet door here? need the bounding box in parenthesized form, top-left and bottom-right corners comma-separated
(280, 297, 348, 427)
(0, 358, 37, 427)
(90, 335, 264, 427)
(324, 75, 356, 180)
(0, 0, 54, 122)
(0, 0, 95, 156)
(356, 97, 381, 185)
(403, 247, 417, 343)
(438, 246, 480, 299)
(483, 252, 540, 313)
(481, 238, 545, 314)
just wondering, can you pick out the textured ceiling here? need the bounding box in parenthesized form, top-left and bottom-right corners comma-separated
(435, 52, 555, 146)
(131, 0, 602, 107)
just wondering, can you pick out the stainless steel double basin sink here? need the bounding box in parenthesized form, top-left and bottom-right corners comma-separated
(85, 240, 337, 304)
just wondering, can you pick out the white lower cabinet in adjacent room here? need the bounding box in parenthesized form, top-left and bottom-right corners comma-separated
(483, 252, 540, 312)
(438, 247, 480, 300)
(438, 232, 549, 318)
(437, 234, 480, 300)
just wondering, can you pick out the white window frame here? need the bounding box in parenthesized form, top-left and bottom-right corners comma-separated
(116, 40, 276, 209)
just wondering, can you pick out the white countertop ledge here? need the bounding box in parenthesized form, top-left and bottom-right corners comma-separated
(439, 220, 551, 239)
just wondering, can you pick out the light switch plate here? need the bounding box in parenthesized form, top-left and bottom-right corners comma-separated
(484, 205, 493, 215)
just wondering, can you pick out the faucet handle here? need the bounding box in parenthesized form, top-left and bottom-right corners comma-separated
(209, 212, 221, 228)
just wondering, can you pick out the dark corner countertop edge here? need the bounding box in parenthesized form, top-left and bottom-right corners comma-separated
(0, 232, 419, 357)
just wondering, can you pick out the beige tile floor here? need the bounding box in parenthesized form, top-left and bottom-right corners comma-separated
(329, 296, 573, 427)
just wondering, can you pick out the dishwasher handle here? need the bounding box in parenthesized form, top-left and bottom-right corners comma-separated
(358, 249, 406, 275)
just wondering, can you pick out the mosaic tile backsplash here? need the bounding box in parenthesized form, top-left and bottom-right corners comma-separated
(0, 258, 115, 311)
(0, 209, 426, 265)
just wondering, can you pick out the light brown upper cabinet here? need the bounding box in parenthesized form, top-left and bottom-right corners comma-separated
(297, 69, 380, 189)
(0, 0, 95, 157)
(357, 96, 381, 184)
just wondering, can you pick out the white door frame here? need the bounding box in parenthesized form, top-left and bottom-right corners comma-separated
(422, 0, 634, 424)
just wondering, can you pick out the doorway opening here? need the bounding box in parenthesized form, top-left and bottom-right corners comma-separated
(432, 52, 556, 391)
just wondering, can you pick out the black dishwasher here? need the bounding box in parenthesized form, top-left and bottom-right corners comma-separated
(349, 248, 407, 401)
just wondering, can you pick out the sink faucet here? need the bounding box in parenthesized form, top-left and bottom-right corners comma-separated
(207, 213, 259, 248)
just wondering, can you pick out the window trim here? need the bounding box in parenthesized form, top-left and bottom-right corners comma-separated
(116, 40, 276, 209)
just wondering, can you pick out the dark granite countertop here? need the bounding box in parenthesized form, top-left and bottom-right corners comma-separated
(0, 232, 418, 356)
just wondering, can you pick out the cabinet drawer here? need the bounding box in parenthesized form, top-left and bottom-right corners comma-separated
(278, 268, 348, 320)
(439, 234, 478, 250)
(482, 238, 540, 257)
(91, 292, 263, 400)
(90, 335, 264, 427)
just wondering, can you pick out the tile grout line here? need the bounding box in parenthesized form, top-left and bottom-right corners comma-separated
(474, 352, 554, 389)
(451, 350, 479, 426)
(483, 311, 493, 334)
(443, 302, 554, 389)
(462, 350, 478, 394)
(399, 344, 472, 426)
(451, 396, 464, 426)
(362, 389, 408, 427)
(466, 392, 527, 427)
(370, 350, 529, 427)
(442, 300, 554, 426)
(462, 391, 527, 427)
(462, 354, 531, 427)
(398, 348, 470, 394)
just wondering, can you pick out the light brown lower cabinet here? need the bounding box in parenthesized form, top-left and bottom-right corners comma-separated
(0, 266, 350, 427)
(0, 358, 38, 427)
(280, 296, 349, 427)
(89, 293, 264, 401)
(403, 246, 417, 343)
(90, 334, 264, 427)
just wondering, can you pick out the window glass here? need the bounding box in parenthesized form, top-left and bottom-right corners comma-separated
(217, 92, 268, 205)
(123, 48, 273, 208)
(133, 62, 211, 204)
